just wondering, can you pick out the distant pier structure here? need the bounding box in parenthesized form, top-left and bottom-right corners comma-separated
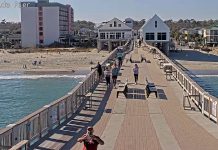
(139, 14, 170, 55)
(97, 18, 133, 51)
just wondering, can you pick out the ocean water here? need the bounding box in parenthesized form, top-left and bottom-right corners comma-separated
(193, 76, 218, 98)
(0, 73, 85, 128)
(189, 70, 218, 98)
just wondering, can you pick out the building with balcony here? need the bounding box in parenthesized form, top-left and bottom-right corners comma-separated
(203, 25, 218, 46)
(140, 14, 170, 54)
(21, 0, 74, 48)
(97, 18, 133, 51)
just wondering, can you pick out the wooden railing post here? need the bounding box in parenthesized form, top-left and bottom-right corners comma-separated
(58, 104, 61, 125)
(201, 93, 205, 114)
(38, 114, 42, 138)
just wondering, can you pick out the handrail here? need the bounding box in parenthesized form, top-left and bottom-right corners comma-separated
(145, 43, 218, 123)
(0, 40, 133, 148)
(9, 140, 28, 150)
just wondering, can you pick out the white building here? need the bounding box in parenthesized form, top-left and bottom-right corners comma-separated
(97, 18, 133, 51)
(21, 0, 74, 48)
(203, 25, 218, 46)
(140, 14, 170, 54)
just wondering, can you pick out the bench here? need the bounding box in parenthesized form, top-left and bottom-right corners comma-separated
(183, 94, 199, 110)
(117, 82, 128, 98)
(145, 79, 158, 98)
(77, 90, 93, 110)
(84, 92, 93, 109)
(141, 54, 146, 62)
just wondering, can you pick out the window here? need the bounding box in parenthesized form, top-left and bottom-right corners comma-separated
(145, 33, 155, 40)
(39, 17, 43, 21)
(122, 32, 125, 38)
(114, 21, 117, 27)
(118, 24, 121, 27)
(106, 33, 109, 39)
(39, 40, 44, 44)
(116, 33, 121, 39)
(39, 22, 43, 26)
(155, 21, 157, 28)
(110, 32, 115, 39)
(38, 12, 43, 16)
(110, 24, 112, 27)
(39, 27, 43, 31)
(39, 32, 43, 36)
(157, 32, 167, 40)
(100, 33, 105, 39)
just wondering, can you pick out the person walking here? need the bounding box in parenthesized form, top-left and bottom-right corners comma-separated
(77, 126, 104, 150)
(117, 49, 123, 68)
(133, 64, 139, 84)
(112, 63, 119, 88)
(92, 62, 103, 81)
(104, 67, 111, 87)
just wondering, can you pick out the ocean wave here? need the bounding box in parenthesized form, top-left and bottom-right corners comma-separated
(0, 74, 86, 80)
(196, 75, 218, 77)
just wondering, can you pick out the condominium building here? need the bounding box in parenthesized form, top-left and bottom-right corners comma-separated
(203, 25, 218, 46)
(21, 0, 74, 48)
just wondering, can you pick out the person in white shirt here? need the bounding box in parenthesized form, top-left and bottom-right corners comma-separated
(133, 64, 139, 84)
(104, 67, 111, 87)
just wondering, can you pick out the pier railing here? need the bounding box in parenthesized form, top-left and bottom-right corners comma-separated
(0, 40, 133, 149)
(145, 44, 218, 123)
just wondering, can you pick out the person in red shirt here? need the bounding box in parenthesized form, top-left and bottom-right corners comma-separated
(77, 126, 104, 150)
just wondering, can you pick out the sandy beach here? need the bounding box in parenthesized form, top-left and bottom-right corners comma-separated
(0, 48, 109, 74)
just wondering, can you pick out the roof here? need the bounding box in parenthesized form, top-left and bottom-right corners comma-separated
(206, 24, 218, 30)
(140, 14, 170, 32)
(98, 18, 132, 31)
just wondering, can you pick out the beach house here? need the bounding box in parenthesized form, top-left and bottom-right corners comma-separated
(203, 25, 218, 46)
(140, 14, 170, 54)
(97, 18, 133, 51)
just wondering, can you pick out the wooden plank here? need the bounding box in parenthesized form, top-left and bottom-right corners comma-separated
(9, 140, 28, 150)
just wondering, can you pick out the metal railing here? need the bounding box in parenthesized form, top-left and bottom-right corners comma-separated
(145, 44, 218, 123)
(0, 40, 133, 149)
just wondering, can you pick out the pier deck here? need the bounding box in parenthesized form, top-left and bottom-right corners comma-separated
(31, 46, 218, 150)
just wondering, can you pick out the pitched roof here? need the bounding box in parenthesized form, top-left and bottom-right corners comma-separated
(98, 18, 132, 30)
(140, 14, 170, 32)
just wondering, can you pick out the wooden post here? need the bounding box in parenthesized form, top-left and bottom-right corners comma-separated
(57, 105, 60, 125)
(38, 114, 42, 138)
(201, 93, 205, 114)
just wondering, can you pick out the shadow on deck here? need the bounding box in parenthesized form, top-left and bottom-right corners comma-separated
(30, 82, 112, 150)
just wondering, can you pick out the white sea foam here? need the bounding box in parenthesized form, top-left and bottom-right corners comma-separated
(196, 75, 218, 77)
(0, 74, 86, 80)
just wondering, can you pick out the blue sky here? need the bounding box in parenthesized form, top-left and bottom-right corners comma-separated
(0, 0, 218, 23)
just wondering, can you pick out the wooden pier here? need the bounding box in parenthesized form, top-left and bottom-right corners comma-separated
(2, 40, 218, 150)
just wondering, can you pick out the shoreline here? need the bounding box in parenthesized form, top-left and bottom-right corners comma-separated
(0, 69, 91, 76)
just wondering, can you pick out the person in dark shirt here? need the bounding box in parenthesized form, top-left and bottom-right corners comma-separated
(77, 126, 104, 150)
(92, 62, 103, 81)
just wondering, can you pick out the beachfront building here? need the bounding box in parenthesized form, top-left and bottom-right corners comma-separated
(97, 18, 133, 51)
(203, 25, 218, 46)
(21, 0, 74, 48)
(140, 14, 170, 54)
